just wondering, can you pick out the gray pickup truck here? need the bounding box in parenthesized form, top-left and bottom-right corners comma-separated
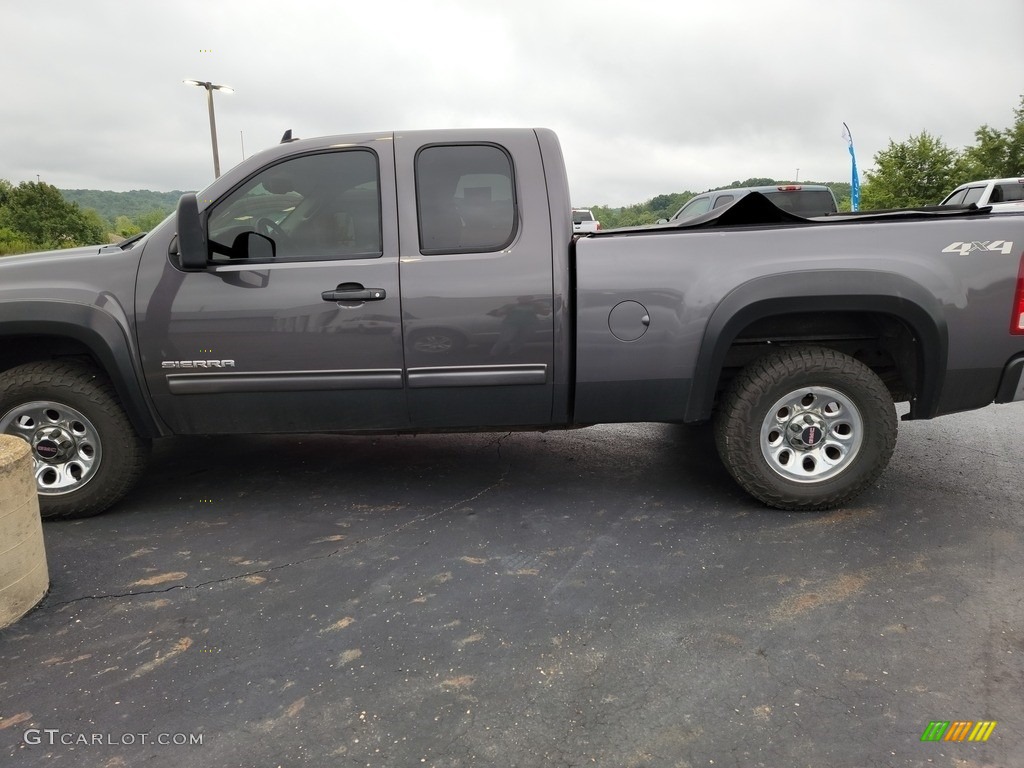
(2, 127, 1024, 519)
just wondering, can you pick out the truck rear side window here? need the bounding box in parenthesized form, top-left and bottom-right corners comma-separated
(206, 149, 382, 263)
(415, 144, 517, 254)
(673, 196, 712, 220)
(991, 183, 1024, 203)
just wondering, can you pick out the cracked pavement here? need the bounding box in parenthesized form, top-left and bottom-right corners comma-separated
(1, 411, 1022, 767)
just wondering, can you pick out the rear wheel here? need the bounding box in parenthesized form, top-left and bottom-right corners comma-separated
(0, 361, 150, 519)
(714, 347, 896, 511)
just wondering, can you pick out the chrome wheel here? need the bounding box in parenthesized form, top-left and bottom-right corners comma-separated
(1, 400, 103, 495)
(759, 386, 863, 483)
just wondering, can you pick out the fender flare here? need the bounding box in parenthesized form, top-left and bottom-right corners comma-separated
(685, 270, 949, 422)
(0, 301, 164, 437)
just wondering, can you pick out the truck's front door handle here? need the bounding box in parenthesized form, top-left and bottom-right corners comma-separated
(321, 284, 387, 302)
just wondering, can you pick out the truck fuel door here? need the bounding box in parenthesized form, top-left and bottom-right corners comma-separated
(608, 300, 651, 342)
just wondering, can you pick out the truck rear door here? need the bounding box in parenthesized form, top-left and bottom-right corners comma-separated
(394, 130, 556, 427)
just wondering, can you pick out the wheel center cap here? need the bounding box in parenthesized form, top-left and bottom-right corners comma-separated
(786, 414, 827, 449)
(801, 425, 823, 447)
(33, 428, 74, 461)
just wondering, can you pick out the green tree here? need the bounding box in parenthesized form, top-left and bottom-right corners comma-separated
(82, 208, 111, 241)
(725, 177, 776, 189)
(134, 209, 171, 231)
(958, 94, 1024, 180)
(0, 227, 35, 256)
(859, 131, 960, 209)
(114, 215, 140, 237)
(0, 181, 107, 250)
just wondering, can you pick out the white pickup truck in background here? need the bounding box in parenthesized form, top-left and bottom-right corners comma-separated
(940, 177, 1024, 212)
(572, 208, 600, 233)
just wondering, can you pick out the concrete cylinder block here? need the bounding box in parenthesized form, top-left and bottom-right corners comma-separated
(0, 435, 49, 627)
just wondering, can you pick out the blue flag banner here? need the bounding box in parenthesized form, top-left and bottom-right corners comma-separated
(842, 122, 860, 211)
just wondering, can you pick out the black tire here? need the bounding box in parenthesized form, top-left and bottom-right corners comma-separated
(0, 360, 151, 520)
(714, 346, 896, 511)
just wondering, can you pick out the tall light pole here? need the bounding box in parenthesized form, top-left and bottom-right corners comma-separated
(183, 79, 233, 178)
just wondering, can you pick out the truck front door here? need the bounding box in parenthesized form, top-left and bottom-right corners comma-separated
(135, 142, 407, 434)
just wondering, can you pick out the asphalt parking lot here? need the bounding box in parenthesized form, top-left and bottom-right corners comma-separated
(1, 404, 1022, 768)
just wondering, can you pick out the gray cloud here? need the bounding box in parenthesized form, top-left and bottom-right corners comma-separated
(4, 0, 1022, 206)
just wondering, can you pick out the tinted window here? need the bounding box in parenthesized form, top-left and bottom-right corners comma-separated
(674, 196, 712, 220)
(763, 189, 837, 216)
(992, 183, 1024, 203)
(942, 188, 968, 206)
(572, 210, 594, 223)
(207, 150, 382, 262)
(416, 144, 517, 254)
(962, 186, 986, 206)
(712, 194, 735, 209)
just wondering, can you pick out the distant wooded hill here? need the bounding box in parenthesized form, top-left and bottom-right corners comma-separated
(59, 189, 189, 224)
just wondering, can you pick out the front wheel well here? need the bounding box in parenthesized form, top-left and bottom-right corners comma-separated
(0, 335, 98, 374)
(0, 333, 162, 438)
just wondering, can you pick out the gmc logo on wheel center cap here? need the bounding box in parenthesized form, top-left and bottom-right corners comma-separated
(802, 426, 822, 446)
(35, 440, 59, 459)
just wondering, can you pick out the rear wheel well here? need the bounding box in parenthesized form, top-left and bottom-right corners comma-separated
(715, 311, 919, 409)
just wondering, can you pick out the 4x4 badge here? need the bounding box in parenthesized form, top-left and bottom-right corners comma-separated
(943, 240, 1014, 255)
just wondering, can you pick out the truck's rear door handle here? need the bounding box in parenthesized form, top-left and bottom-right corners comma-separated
(321, 284, 387, 302)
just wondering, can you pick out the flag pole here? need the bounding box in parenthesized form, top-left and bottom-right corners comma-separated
(842, 122, 860, 211)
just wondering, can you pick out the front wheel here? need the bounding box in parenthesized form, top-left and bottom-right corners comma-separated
(0, 361, 151, 519)
(714, 347, 897, 511)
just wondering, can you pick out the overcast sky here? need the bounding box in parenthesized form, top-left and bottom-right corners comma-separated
(4, 0, 1023, 207)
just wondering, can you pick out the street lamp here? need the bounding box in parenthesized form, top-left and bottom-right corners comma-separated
(183, 79, 233, 178)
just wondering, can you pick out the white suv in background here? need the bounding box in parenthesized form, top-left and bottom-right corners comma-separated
(572, 208, 600, 234)
(940, 178, 1024, 212)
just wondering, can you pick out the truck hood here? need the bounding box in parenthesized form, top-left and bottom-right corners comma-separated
(0, 239, 147, 305)
(0, 239, 141, 266)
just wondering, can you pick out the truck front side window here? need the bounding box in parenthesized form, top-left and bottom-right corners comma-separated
(206, 150, 382, 262)
(942, 189, 967, 206)
(674, 196, 712, 220)
(962, 186, 985, 206)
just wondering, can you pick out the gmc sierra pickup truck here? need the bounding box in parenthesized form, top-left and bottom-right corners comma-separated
(2, 128, 1024, 519)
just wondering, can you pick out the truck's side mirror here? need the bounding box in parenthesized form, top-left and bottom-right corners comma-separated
(176, 193, 208, 270)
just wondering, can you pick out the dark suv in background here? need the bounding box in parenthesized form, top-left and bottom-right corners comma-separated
(666, 184, 839, 221)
